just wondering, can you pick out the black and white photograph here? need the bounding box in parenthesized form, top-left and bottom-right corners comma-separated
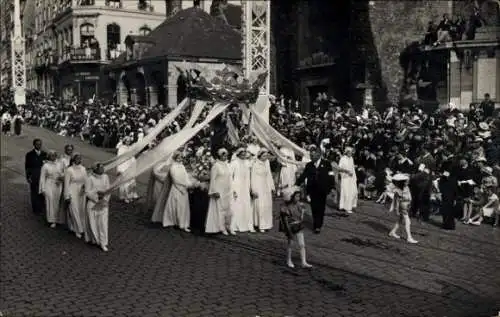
(1, 0, 499, 316)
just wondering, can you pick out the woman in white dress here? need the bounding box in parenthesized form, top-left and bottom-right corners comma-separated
(85, 163, 111, 252)
(251, 149, 275, 232)
(58, 144, 74, 227)
(230, 148, 254, 233)
(39, 150, 65, 228)
(64, 153, 88, 239)
(338, 147, 358, 214)
(145, 159, 171, 213)
(278, 147, 298, 194)
(162, 151, 198, 232)
(116, 137, 139, 203)
(205, 148, 233, 235)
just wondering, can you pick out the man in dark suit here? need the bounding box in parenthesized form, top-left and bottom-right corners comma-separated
(296, 147, 335, 234)
(480, 93, 495, 118)
(409, 167, 432, 221)
(25, 138, 47, 215)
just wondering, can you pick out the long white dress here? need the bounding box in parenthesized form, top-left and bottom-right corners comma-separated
(64, 165, 87, 234)
(230, 158, 254, 232)
(39, 162, 65, 224)
(145, 160, 171, 212)
(279, 147, 298, 191)
(251, 159, 275, 230)
(338, 155, 358, 211)
(116, 144, 138, 201)
(85, 173, 111, 247)
(58, 154, 72, 228)
(162, 162, 193, 229)
(205, 160, 232, 233)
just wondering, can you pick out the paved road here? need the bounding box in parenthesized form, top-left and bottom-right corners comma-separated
(1, 125, 499, 317)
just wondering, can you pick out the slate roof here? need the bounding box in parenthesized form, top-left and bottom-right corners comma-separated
(138, 6, 242, 61)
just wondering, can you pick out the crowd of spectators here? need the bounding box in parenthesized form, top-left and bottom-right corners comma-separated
(1, 89, 499, 228)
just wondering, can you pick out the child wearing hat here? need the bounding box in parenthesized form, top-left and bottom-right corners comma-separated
(388, 174, 418, 244)
(279, 186, 312, 269)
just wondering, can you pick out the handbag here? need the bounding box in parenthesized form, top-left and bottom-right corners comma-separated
(288, 220, 304, 234)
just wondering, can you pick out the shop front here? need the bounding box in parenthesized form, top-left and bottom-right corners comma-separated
(58, 64, 102, 101)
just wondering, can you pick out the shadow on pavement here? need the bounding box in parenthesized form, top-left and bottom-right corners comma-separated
(360, 219, 389, 234)
(436, 279, 499, 317)
(340, 236, 408, 256)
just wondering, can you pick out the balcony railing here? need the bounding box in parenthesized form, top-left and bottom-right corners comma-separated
(61, 48, 101, 62)
(107, 48, 124, 60)
(78, 0, 96, 6)
(34, 53, 59, 69)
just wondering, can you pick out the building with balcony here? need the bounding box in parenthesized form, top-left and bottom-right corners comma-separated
(105, 4, 242, 107)
(26, 0, 241, 100)
(28, 0, 169, 100)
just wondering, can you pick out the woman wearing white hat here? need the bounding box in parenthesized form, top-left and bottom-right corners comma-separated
(229, 148, 254, 233)
(39, 150, 66, 228)
(116, 137, 139, 203)
(251, 149, 275, 232)
(205, 148, 233, 235)
(338, 147, 358, 214)
(63, 153, 88, 239)
(85, 163, 111, 251)
(388, 174, 418, 244)
(161, 151, 198, 232)
(279, 186, 312, 268)
(278, 147, 298, 195)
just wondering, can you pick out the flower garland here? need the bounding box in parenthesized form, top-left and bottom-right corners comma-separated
(175, 65, 267, 104)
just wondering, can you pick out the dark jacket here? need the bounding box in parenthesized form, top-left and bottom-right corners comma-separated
(296, 159, 334, 196)
(25, 149, 47, 187)
(410, 171, 432, 197)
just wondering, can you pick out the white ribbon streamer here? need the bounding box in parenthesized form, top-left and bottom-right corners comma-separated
(102, 102, 229, 194)
(102, 98, 190, 171)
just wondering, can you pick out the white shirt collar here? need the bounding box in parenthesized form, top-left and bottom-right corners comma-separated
(315, 159, 321, 168)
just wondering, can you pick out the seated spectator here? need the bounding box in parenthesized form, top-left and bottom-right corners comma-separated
(435, 14, 452, 45)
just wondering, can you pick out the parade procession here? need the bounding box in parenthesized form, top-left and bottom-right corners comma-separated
(1, 0, 500, 316)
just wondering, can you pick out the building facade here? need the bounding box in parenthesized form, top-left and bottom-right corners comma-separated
(21, 0, 241, 100)
(26, 0, 168, 100)
(106, 5, 242, 108)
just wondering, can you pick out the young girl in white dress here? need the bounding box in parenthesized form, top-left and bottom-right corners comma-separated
(85, 163, 111, 252)
(64, 153, 88, 239)
(39, 150, 65, 228)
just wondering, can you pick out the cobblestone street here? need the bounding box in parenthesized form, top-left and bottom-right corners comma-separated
(1, 126, 499, 317)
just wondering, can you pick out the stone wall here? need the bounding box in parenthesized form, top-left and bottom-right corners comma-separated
(351, 0, 453, 106)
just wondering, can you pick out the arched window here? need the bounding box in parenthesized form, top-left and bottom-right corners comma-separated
(107, 23, 121, 59)
(138, 25, 151, 36)
(80, 23, 95, 47)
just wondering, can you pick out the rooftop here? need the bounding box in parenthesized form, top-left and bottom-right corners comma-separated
(113, 6, 242, 66)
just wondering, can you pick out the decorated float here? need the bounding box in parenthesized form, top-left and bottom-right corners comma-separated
(98, 63, 310, 222)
